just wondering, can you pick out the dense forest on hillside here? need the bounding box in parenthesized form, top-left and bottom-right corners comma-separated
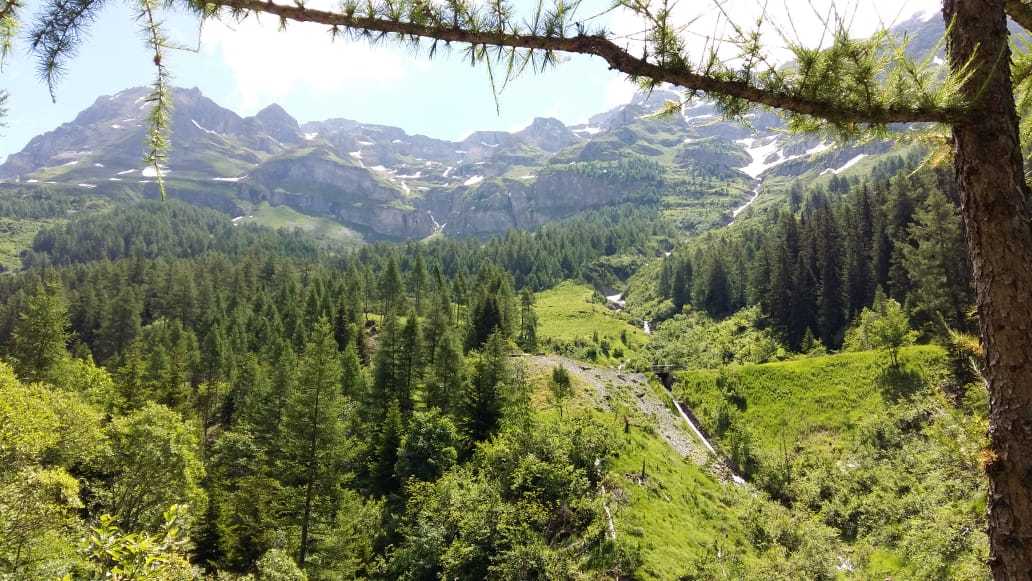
(637, 161, 973, 352)
(0, 155, 992, 579)
(0, 201, 677, 579)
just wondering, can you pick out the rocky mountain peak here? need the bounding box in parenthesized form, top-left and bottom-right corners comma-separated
(254, 103, 298, 128)
(516, 117, 580, 152)
(251, 103, 302, 145)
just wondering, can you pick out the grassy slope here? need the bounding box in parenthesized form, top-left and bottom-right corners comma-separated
(675, 345, 949, 465)
(535, 281, 647, 345)
(671, 345, 989, 577)
(607, 412, 750, 579)
(526, 283, 769, 578)
(0, 218, 60, 271)
(241, 203, 364, 248)
(525, 362, 752, 580)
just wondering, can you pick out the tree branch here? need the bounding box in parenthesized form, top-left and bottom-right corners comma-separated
(214, 0, 957, 125)
(0, 0, 19, 22)
(1007, 0, 1032, 34)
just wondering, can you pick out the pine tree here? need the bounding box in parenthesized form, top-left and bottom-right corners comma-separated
(9, 279, 70, 382)
(116, 339, 151, 411)
(253, 341, 297, 456)
(815, 206, 847, 347)
(517, 288, 538, 352)
(422, 283, 453, 367)
(398, 312, 424, 417)
(426, 328, 466, 414)
(747, 245, 771, 309)
(693, 253, 731, 318)
(844, 188, 876, 318)
(346, 265, 368, 322)
(379, 257, 403, 317)
(409, 252, 428, 316)
(96, 286, 142, 363)
(371, 312, 408, 420)
(463, 331, 509, 441)
(279, 319, 345, 567)
(340, 342, 366, 402)
(788, 217, 820, 351)
(202, 321, 230, 384)
(467, 287, 504, 350)
(333, 294, 356, 352)
(902, 189, 972, 332)
(765, 212, 800, 345)
(370, 399, 403, 497)
(671, 257, 693, 312)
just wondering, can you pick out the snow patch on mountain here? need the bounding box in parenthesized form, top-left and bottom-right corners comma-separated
(192, 120, 220, 136)
(821, 154, 867, 175)
(738, 137, 838, 179)
(805, 141, 832, 156)
(684, 113, 716, 123)
(737, 137, 783, 179)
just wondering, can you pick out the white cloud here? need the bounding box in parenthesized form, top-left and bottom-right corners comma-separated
(605, 75, 638, 108)
(203, 12, 415, 112)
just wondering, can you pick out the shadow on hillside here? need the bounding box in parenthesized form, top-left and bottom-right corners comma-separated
(876, 364, 925, 401)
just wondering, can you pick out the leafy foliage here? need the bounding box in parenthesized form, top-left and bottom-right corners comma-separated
(845, 296, 919, 367)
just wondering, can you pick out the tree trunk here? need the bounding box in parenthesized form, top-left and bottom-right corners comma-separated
(298, 383, 322, 567)
(944, 1, 1032, 577)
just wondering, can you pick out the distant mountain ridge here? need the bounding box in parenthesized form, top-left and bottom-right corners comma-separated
(0, 13, 946, 240)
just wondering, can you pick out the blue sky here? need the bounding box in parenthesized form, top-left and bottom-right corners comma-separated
(0, 0, 937, 162)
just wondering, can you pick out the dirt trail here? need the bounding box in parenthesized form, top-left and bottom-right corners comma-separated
(527, 354, 722, 472)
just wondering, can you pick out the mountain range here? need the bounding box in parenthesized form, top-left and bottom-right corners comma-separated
(0, 12, 944, 242)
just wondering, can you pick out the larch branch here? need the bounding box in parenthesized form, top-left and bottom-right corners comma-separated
(214, 0, 957, 125)
(0, 0, 19, 22)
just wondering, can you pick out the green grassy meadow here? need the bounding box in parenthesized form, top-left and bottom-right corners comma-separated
(675, 345, 950, 464)
(534, 281, 647, 345)
(241, 203, 364, 248)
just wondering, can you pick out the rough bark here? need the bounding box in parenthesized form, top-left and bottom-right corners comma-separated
(945, 1, 1032, 578)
